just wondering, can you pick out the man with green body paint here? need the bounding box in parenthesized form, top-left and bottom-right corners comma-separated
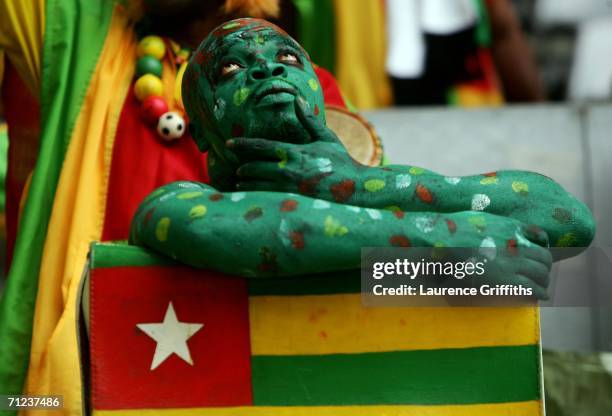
(130, 18, 595, 299)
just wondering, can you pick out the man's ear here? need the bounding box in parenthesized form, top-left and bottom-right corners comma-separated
(189, 123, 210, 152)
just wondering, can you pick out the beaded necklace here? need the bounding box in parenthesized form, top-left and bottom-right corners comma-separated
(133, 35, 191, 141)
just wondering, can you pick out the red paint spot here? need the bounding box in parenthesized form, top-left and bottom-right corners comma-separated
(445, 219, 457, 234)
(309, 313, 318, 322)
(280, 199, 298, 212)
(209, 193, 224, 201)
(298, 173, 330, 196)
(289, 231, 305, 250)
(330, 180, 355, 203)
(244, 207, 263, 222)
(399, 319, 406, 326)
(393, 210, 405, 219)
(390, 235, 411, 247)
(416, 184, 433, 204)
(319, 331, 328, 339)
(484, 171, 497, 177)
(314, 104, 319, 116)
(143, 208, 155, 226)
(231, 124, 244, 137)
(507, 239, 519, 256)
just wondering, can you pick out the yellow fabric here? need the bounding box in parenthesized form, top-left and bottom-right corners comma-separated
(0, 0, 44, 96)
(23, 5, 136, 416)
(333, 0, 392, 109)
(250, 296, 539, 355)
(93, 400, 542, 416)
(454, 85, 504, 107)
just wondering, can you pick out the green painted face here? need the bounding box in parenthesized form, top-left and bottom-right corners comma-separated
(183, 18, 326, 156)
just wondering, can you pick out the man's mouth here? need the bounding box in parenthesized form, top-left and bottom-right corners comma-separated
(253, 83, 297, 106)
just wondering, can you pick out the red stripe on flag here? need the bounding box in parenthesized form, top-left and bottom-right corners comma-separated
(90, 266, 252, 409)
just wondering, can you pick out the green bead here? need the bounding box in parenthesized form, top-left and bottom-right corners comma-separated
(136, 56, 163, 78)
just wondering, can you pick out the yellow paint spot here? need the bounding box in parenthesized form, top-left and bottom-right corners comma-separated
(512, 181, 529, 194)
(409, 167, 425, 175)
(384, 205, 402, 212)
(177, 191, 203, 200)
(276, 148, 288, 169)
(364, 179, 385, 192)
(324, 216, 348, 237)
(223, 22, 240, 29)
(480, 177, 499, 185)
(155, 217, 170, 242)
(189, 205, 207, 220)
(308, 78, 319, 91)
(556, 233, 577, 247)
(233, 88, 250, 106)
(468, 216, 487, 228)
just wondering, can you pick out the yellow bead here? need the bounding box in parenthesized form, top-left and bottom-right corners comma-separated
(137, 36, 166, 60)
(134, 74, 163, 101)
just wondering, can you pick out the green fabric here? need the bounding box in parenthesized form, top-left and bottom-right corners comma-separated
(474, 0, 492, 47)
(292, 0, 336, 74)
(252, 345, 541, 405)
(0, 0, 115, 400)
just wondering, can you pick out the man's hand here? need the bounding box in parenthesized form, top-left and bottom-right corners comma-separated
(226, 97, 366, 201)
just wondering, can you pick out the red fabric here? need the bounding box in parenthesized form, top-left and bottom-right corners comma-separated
(90, 266, 252, 409)
(315, 66, 347, 108)
(101, 89, 209, 241)
(1, 60, 41, 272)
(102, 68, 345, 241)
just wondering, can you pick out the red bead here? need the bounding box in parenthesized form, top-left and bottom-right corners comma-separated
(141, 96, 169, 125)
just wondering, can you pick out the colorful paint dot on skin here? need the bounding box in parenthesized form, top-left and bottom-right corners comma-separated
(280, 199, 298, 212)
(213, 98, 226, 120)
(479, 237, 497, 260)
(233, 88, 250, 106)
(231, 192, 246, 202)
(390, 235, 411, 247)
(324, 216, 348, 237)
(145, 187, 166, 201)
(444, 177, 461, 185)
(189, 205, 207, 220)
(346, 206, 361, 213)
(512, 181, 529, 195)
(244, 206, 263, 222)
(557, 233, 577, 247)
(316, 158, 332, 173)
(365, 209, 382, 220)
(209, 193, 224, 201)
(468, 216, 487, 229)
(446, 219, 457, 234)
(365, 179, 386, 192)
(507, 239, 519, 256)
(416, 184, 434, 204)
(471, 194, 491, 211)
(552, 207, 572, 224)
(313, 199, 331, 210)
(289, 231, 305, 249)
(223, 22, 241, 29)
(415, 216, 435, 233)
(314, 104, 320, 116)
(177, 191, 204, 200)
(396, 174, 412, 190)
(255, 34, 265, 44)
(480, 177, 499, 185)
(276, 148, 288, 169)
(409, 167, 425, 175)
(155, 217, 170, 242)
(308, 78, 319, 91)
(330, 180, 356, 203)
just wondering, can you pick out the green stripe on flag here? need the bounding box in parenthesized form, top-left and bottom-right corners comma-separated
(252, 345, 540, 406)
(0, 0, 115, 399)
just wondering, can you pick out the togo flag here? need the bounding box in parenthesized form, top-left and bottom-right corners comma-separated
(83, 242, 543, 415)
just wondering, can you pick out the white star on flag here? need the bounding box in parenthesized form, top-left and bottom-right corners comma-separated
(137, 302, 204, 370)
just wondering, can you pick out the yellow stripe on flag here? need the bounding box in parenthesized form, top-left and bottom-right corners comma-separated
(94, 400, 542, 416)
(250, 294, 539, 355)
(24, 5, 136, 415)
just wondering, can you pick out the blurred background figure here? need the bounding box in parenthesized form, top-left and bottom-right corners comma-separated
(386, 0, 544, 106)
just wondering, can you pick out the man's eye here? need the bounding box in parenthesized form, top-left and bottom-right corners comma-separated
(278, 52, 299, 64)
(221, 62, 242, 76)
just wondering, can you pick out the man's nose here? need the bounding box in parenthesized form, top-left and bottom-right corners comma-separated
(248, 62, 287, 81)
